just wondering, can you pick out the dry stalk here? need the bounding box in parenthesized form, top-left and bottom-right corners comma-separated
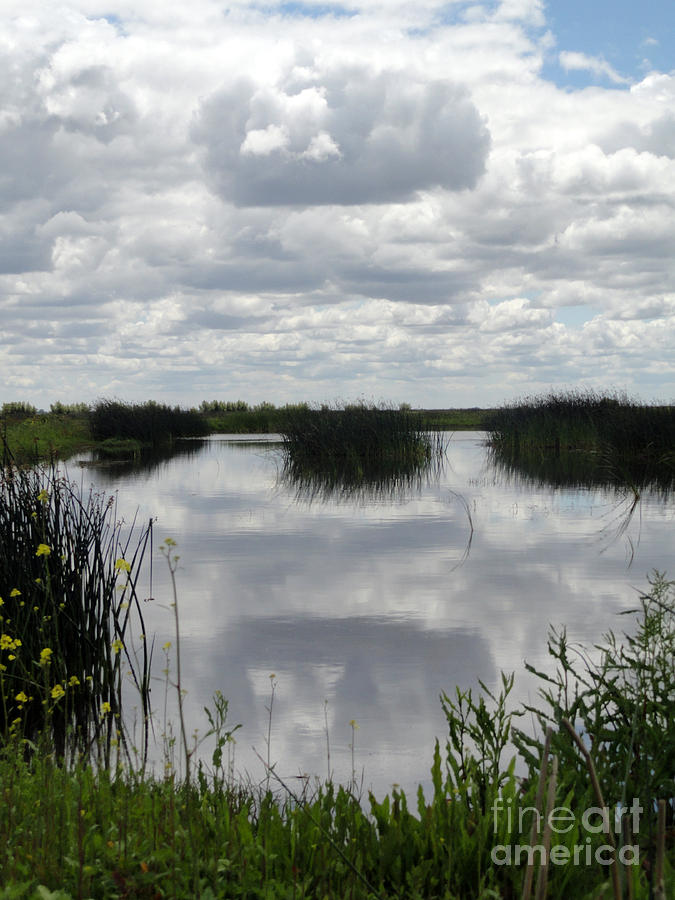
(654, 798, 666, 900)
(534, 754, 558, 900)
(561, 718, 622, 900)
(522, 726, 553, 900)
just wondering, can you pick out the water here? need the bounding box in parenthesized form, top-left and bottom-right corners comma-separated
(68, 433, 673, 797)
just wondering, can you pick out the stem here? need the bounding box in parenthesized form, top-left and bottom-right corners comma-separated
(165, 547, 190, 783)
(562, 718, 622, 900)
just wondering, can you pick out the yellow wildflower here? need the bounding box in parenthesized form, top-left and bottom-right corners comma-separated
(1, 634, 20, 651)
(36, 544, 51, 557)
(114, 558, 131, 573)
(100, 701, 112, 718)
(10, 589, 20, 597)
(40, 647, 53, 665)
(15, 691, 28, 704)
(112, 639, 124, 655)
(37, 489, 49, 502)
(51, 684, 65, 701)
(68, 675, 80, 687)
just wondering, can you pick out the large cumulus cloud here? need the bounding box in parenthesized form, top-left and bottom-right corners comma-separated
(193, 65, 491, 205)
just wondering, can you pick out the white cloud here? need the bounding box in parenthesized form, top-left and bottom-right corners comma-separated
(558, 51, 630, 86)
(193, 65, 491, 206)
(241, 124, 291, 156)
(492, 0, 545, 27)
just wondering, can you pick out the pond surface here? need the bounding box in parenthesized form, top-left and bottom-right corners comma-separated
(70, 433, 673, 797)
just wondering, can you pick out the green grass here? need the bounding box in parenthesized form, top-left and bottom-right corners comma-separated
(97, 438, 144, 458)
(420, 408, 495, 430)
(0, 414, 93, 464)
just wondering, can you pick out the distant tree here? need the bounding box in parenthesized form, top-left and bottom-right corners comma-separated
(1, 401, 37, 420)
(50, 401, 90, 416)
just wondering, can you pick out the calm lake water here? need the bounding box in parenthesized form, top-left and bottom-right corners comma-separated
(70, 433, 673, 797)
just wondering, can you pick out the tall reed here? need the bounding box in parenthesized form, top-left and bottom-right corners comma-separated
(90, 399, 208, 447)
(278, 402, 444, 486)
(486, 389, 675, 461)
(0, 458, 153, 764)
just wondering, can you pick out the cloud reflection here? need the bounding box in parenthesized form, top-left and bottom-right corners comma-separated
(73, 434, 675, 796)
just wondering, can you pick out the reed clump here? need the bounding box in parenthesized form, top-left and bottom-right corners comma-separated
(279, 402, 444, 485)
(0, 460, 152, 763)
(486, 389, 675, 462)
(90, 399, 209, 448)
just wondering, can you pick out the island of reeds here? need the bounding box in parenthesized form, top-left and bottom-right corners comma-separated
(486, 389, 675, 490)
(278, 402, 446, 495)
(0, 460, 674, 897)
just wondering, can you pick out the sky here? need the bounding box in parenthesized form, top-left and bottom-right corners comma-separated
(1, 0, 674, 409)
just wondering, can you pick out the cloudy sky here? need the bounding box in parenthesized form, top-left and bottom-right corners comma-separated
(2, 0, 674, 409)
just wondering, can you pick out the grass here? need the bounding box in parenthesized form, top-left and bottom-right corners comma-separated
(0, 414, 93, 463)
(420, 408, 495, 430)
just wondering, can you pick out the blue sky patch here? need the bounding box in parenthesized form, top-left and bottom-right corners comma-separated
(543, 0, 674, 89)
(272, 1, 355, 19)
